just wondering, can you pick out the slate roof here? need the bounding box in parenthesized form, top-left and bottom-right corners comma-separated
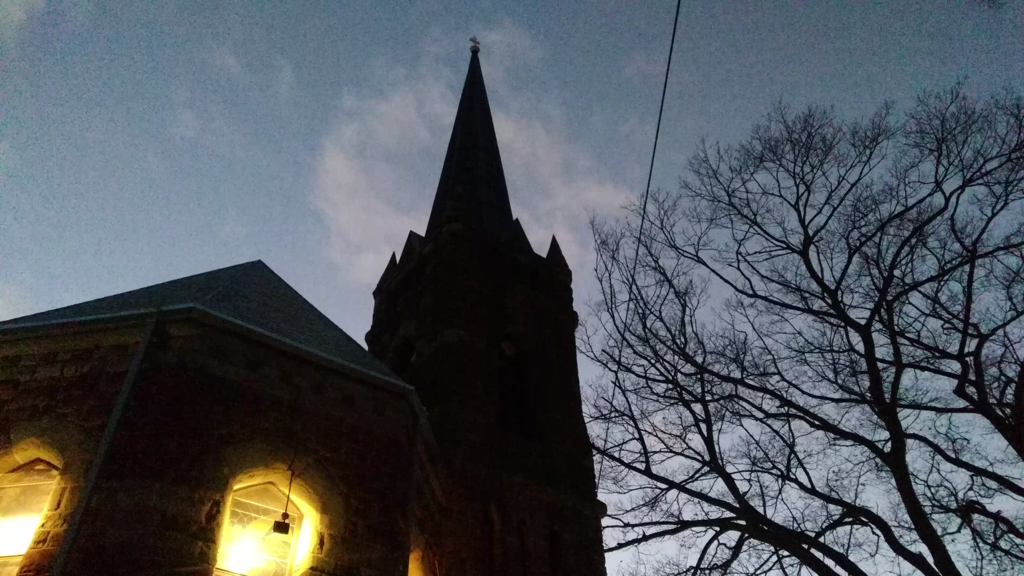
(425, 47, 516, 240)
(0, 261, 398, 382)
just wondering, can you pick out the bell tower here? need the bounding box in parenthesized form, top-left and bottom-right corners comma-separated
(366, 45, 606, 575)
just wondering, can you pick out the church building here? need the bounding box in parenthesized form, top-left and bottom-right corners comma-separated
(0, 46, 607, 576)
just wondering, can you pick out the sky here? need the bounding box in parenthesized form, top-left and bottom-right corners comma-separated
(0, 0, 1020, 568)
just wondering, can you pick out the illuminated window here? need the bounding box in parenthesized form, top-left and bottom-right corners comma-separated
(408, 548, 427, 576)
(0, 460, 59, 576)
(216, 483, 307, 576)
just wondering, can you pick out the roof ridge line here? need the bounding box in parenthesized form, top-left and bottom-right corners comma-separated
(241, 262, 377, 354)
(196, 260, 262, 306)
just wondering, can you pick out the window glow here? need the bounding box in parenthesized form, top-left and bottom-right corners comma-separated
(216, 483, 304, 576)
(408, 549, 428, 576)
(0, 515, 44, 557)
(0, 460, 59, 575)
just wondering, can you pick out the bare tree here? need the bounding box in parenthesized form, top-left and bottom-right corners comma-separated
(583, 84, 1024, 576)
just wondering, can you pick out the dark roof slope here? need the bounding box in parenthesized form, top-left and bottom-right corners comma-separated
(0, 261, 398, 382)
(425, 48, 515, 240)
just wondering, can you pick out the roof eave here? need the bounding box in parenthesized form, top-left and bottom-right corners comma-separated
(0, 304, 411, 394)
(0, 305, 450, 506)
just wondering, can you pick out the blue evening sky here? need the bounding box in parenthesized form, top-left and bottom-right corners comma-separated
(2, 1, 1018, 340)
(1, 1, 1020, 570)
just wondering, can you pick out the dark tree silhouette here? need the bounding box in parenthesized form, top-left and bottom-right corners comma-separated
(583, 85, 1024, 576)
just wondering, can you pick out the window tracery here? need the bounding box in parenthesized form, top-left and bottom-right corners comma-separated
(216, 482, 313, 576)
(0, 459, 59, 576)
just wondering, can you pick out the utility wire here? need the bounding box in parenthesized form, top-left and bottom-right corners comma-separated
(596, 0, 683, 486)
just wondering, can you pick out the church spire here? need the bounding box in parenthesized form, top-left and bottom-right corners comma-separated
(424, 43, 515, 239)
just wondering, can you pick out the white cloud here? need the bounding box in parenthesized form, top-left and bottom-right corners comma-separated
(211, 46, 247, 82)
(168, 86, 251, 155)
(473, 21, 543, 87)
(494, 111, 629, 267)
(0, 0, 45, 45)
(313, 74, 453, 283)
(313, 25, 629, 286)
(0, 282, 36, 321)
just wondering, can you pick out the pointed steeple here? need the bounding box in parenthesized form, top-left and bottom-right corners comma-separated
(374, 252, 399, 294)
(425, 44, 515, 239)
(546, 235, 572, 282)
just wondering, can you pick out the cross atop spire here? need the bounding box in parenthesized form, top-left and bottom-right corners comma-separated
(424, 45, 515, 240)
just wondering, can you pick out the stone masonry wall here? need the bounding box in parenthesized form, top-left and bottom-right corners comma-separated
(2, 318, 424, 576)
(0, 323, 147, 576)
(368, 224, 607, 576)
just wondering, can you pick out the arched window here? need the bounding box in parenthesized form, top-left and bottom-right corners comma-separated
(0, 459, 59, 576)
(215, 481, 316, 576)
(407, 526, 435, 576)
(408, 548, 428, 576)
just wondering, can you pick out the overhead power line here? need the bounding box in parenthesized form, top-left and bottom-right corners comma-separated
(596, 0, 683, 486)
